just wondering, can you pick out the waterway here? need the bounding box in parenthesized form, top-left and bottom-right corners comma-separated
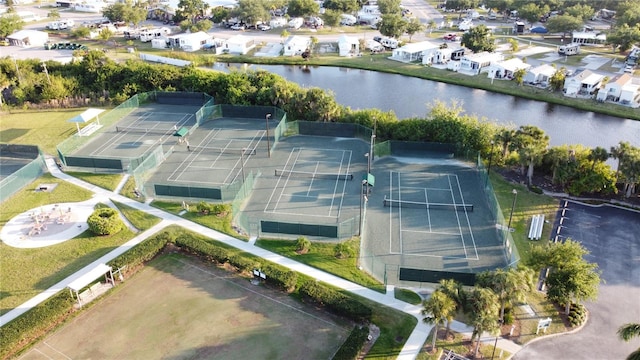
(218, 63, 640, 149)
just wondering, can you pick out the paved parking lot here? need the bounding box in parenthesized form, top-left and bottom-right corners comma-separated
(515, 201, 640, 360)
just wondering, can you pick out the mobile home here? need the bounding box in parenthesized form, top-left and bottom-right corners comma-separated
(140, 27, 171, 42)
(558, 44, 580, 56)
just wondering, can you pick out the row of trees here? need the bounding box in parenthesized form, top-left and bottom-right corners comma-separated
(1, 54, 639, 198)
(422, 240, 600, 357)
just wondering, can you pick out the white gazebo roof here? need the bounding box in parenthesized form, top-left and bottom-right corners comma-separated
(67, 263, 112, 291)
(68, 108, 105, 123)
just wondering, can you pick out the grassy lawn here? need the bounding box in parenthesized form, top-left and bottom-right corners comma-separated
(395, 287, 423, 305)
(65, 171, 123, 191)
(489, 172, 560, 265)
(0, 109, 90, 155)
(0, 174, 139, 314)
(256, 238, 386, 293)
(151, 200, 247, 240)
(118, 176, 145, 202)
(111, 199, 161, 231)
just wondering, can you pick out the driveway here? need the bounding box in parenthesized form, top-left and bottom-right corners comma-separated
(515, 201, 640, 360)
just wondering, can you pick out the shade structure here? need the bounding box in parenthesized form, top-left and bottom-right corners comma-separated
(68, 108, 105, 135)
(67, 263, 113, 292)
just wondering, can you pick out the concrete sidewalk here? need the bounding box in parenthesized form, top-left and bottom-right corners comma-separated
(0, 158, 523, 359)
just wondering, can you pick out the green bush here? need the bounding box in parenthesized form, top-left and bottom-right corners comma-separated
(529, 185, 544, 194)
(174, 235, 230, 264)
(196, 201, 230, 215)
(334, 242, 354, 259)
(87, 207, 124, 235)
(568, 303, 586, 327)
(295, 236, 311, 253)
(228, 254, 259, 272)
(109, 232, 171, 270)
(503, 309, 515, 325)
(262, 263, 298, 292)
(0, 292, 75, 359)
(333, 325, 370, 360)
(299, 280, 372, 322)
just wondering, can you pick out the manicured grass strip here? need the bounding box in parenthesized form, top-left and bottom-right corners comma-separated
(366, 297, 418, 359)
(65, 171, 123, 191)
(256, 238, 386, 293)
(110, 199, 161, 231)
(489, 172, 560, 265)
(0, 109, 87, 155)
(395, 287, 423, 305)
(416, 331, 511, 360)
(118, 176, 145, 202)
(151, 200, 247, 240)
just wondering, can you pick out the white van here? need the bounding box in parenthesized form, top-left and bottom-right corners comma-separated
(288, 17, 303, 29)
(379, 37, 398, 49)
(558, 44, 580, 56)
(340, 14, 356, 26)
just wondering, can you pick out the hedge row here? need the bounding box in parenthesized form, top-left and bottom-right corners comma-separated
(332, 325, 370, 360)
(299, 280, 373, 323)
(109, 231, 171, 269)
(174, 234, 230, 263)
(0, 292, 75, 359)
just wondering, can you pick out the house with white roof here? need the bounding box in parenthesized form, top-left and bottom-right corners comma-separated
(338, 35, 359, 57)
(459, 52, 504, 74)
(167, 31, 211, 52)
(563, 68, 604, 98)
(224, 35, 256, 55)
(390, 41, 439, 63)
(597, 73, 632, 102)
(486, 58, 531, 80)
(7, 29, 48, 48)
(283, 35, 311, 56)
(620, 82, 640, 107)
(524, 64, 556, 85)
(571, 31, 606, 45)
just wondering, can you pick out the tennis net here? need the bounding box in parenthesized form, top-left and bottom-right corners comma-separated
(188, 146, 256, 155)
(383, 196, 473, 212)
(115, 126, 176, 135)
(275, 169, 354, 181)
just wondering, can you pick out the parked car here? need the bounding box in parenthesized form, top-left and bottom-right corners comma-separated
(230, 23, 245, 31)
(258, 24, 271, 31)
(0, 39, 9, 46)
(443, 33, 461, 41)
(624, 65, 635, 73)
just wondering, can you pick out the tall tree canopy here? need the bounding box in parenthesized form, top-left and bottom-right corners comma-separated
(461, 25, 496, 53)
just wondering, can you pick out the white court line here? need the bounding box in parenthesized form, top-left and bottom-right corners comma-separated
(264, 149, 298, 213)
(43, 341, 72, 360)
(22, 347, 54, 359)
(221, 130, 263, 184)
(454, 174, 479, 260)
(327, 150, 347, 218)
(389, 171, 394, 254)
(447, 174, 468, 258)
(399, 172, 403, 254)
(90, 112, 152, 156)
(307, 161, 320, 196)
(424, 187, 432, 232)
(167, 129, 221, 181)
(272, 149, 303, 213)
(402, 229, 461, 236)
(335, 150, 352, 219)
(269, 209, 337, 218)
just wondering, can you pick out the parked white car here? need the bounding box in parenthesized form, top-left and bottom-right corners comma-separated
(365, 39, 384, 52)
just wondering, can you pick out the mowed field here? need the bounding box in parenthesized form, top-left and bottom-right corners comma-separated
(21, 254, 351, 360)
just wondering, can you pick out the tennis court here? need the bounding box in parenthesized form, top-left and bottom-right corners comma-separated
(385, 171, 478, 260)
(20, 254, 350, 360)
(72, 104, 200, 161)
(264, 147, 354, 218)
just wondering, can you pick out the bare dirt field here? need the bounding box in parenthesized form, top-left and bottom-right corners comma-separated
(20, 254, 351, 360)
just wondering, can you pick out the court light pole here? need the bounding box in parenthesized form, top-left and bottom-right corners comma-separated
(369, 134, 376, 173)
(508, 189, 518, 231)
(486, 140, 494, 187)
(265, 113, 272, 158)
(359, 179, 367, 235)
(240, 149, 246, 196)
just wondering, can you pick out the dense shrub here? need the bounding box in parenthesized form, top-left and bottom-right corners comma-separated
(228, 254, 259, 272)
(295, 236, 311, 253)
(109, 232, 171, 269)
(333, 325, 370, 360)
(0, 292, 75, 359)
(87, 207, 124, 235)
(262, 263, 298, 292)
(567, 303, 587, 327)
(174, 234, 230, 264)
(503, 307, 515, 325)
(196, 201, 230, 215)
(334, 242, 354, 259)
(299, 280, 372, 322)
(529, 185, 543, 194)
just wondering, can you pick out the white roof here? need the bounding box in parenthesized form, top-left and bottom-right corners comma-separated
(497, 58, 531, 72)
(227, 34, 252, 45)
(583, 73, 604, 86)
(180, 31, 210, 41)
(529, 64, 556, 77)
(572, 31, 606, 41)
(284, 35, 310, 47)
(396, 41, 439, 53)
(7, 29, 48, 40)
(68, 108, 105, 123)
(338, 35, 358, 45)
(463, 51, 503, 62)
(67, 264, 112, 291)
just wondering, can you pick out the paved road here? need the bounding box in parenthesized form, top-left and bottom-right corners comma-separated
(514, 201, 640, 360)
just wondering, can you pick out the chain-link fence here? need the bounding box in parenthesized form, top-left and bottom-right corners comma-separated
(0, 145, 46, 203)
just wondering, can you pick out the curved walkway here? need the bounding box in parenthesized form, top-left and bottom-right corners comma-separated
(0, 158, 524, 359)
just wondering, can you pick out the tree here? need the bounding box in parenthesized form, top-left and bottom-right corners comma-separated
(528, 239, 601, 315)
(103, 2, 147, 26)
(461, 25, 496, 53)
(232, 0, 270, 25)
(495, 128, 516, 158)
(616, 0, 640, 28)
(513, 68, 526, 86)
(0, 13, 24, 39)
(618, 323, 640, 360)
(98, 27, 114, 43)
(287, 0, 320, 18)
(421, 290, 457, 351)
(378, 13, 406, 39)
(322, 9, 342, 28)
(517, 3, 548, 23)
(48, 9, 61, 20)
(588, 146, 609, 171)
(565, 4, 595, 21)
(377, 0, 402, 15)
(322, 0, 360, 14)
(618, 146, 640, 198)
(466, 287, 500, 358)
(508, 38, 519, 52)
(545, 15, 584, 40)
(404, 17, 424, 42)
(476, 266, 535, 322)
(438, 279, 465, 337)
(513, 125, 549, 185)
(210, 6, 229, 23)
(175, 0, 209, 24)
(549, 67, 567, 92)
(606, 24, 640, 53)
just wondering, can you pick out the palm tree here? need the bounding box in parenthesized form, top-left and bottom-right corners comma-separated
(466, 287, 500, 358)
(438, 279, 465, 338)
(421, 290, 457, 351)
(618, 323, 640, 360)
(476, 266, 535, 322)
